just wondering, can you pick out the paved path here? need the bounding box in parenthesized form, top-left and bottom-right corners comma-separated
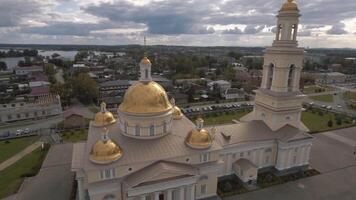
(54, 68, 65, 84)
(0, 142, 42, 171)
(15, 144, 74, 200)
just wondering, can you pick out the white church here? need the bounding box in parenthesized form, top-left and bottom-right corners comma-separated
(71, 0, 314, 199)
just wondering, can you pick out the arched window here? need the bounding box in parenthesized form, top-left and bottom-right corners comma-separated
(277, 24, 282, 40)
(163, 121, 167, 133)
(292, 24, 297, 40)
(149, 125, 154, 136)
(135, 125, 140, 136)
(266, 63, 274, 89)
(103, 194, 116, 200)
(288, 65, 296, 91)
(124, 122, 128, 133)
(145, 69, 148, 79)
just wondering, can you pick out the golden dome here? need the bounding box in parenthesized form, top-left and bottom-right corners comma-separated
(90, 139, 123, 164)
(119, 81, 173, 115)
(93, 102, 116, 127)
(90, 127, 123, 164)
(185, 128, 213, 149)
(280, 0, 299, 12)
(140, 56, 151, 65)
(173, 106, 183, 120)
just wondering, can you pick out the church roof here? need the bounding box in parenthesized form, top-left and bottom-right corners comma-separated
(77, 119, 312, 171)
(123, 161, 198, 188)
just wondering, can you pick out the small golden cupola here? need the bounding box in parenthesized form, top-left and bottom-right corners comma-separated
(185, 117, 214, 149)
(90, 127, 123, 164)
(93, 102, 116, 127)
(171, 98, 183, 120)
(280, 0, 299, 12)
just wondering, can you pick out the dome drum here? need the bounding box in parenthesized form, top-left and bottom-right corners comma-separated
(118, 110, 173, 139)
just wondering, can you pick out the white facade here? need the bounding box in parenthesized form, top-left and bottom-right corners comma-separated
(72, 1, 314, 200)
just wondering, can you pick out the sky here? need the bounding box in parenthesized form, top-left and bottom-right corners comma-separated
(0, 0, 355, 48)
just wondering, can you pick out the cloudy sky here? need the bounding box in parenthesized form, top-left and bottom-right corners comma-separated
(0, 0, 355, 48)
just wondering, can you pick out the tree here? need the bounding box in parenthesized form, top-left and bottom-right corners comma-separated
(0, 61, 7, 70)
(51, 82, 73, 106)
(71, 73, 99, 105)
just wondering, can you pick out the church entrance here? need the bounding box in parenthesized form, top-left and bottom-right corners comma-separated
(159, 193, 164, 200)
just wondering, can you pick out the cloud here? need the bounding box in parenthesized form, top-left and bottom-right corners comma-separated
(222, 27, 243, 34)
(0, 0, 51, 27)
(327, 23, 348, 35)
(0, 0, 356, 47)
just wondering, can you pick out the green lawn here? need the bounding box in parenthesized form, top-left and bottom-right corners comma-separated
(344, 91, 356, 101)
(0, 146, 49, 199)
(61, 129, 88, 143)
(303, 85, 335, 94)
(202, 109, 251, 126)
(0, 136, 39, 163)
(309, 94, 334, 103)
(301, 110, 355, 133)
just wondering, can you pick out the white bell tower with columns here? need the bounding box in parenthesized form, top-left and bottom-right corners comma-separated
(242, 0, 307, 131)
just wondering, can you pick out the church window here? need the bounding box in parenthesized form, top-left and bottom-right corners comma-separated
(100, 168, 116, 180)
(293, 155, 297, 164)
(277, 24, 282, 40)
(163, 121, 167, 133)
(135, 125, 140, 136)
(266, 63, 274, 89)
(201, 184, 207, 194)
(124, 122, 128, 133)
(240, 152, 244, 157)
(288, 65, 296, 91)
(149, 125, 155, 136)
(200, 153, 210, 163)
(292, 24, 297, 40)
(265, 156, 270, 164)
(265, 148, 272, 153)
(247, 151, 251, 156)
(145, 69, 148, 79)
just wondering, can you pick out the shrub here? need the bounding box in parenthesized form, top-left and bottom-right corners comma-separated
(327, 120, 333, 127)
(318, 111, 324, 116)
(336, 118, 342, 125)
(4, 140, 10, 144)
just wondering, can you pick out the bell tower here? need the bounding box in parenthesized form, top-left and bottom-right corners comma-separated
(242, 0, 307, 131)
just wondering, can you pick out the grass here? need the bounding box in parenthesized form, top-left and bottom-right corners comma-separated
(61, 129, 88, 143)
(0, 136, 39, 163)
(301, 109, 355, 133)
(309, 94, 334, 103)
(202, 109, 251, 126)
(303, 85, 335, 94)
(0, 146, 49, 199)
(344, 91, 356, 101)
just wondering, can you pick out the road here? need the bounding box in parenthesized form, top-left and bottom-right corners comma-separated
(54, 68, 65, 84)
(0, 115, 63, 138)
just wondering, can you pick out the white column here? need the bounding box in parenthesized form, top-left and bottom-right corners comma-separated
(226, 153, 232, 175)
(77, 177, 85, 200)
(154, 192, 160, 200)
(179, 187, 185, 200)
(166, 189, 173, 200)
(305, 145, 311, 165)
(190, 185, 195, 200)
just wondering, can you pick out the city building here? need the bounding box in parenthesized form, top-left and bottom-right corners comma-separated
(71, 1, 314, 200)
(14, 66, 43, 75)
(0, 93, 62, 123)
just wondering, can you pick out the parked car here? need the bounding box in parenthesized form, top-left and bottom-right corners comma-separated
(16, 129, 23, 136)
(327, 106, 332, 110)
(24, 128, 31, 134)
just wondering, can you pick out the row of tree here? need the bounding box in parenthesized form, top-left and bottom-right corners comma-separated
(0, 49, 38, 58)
